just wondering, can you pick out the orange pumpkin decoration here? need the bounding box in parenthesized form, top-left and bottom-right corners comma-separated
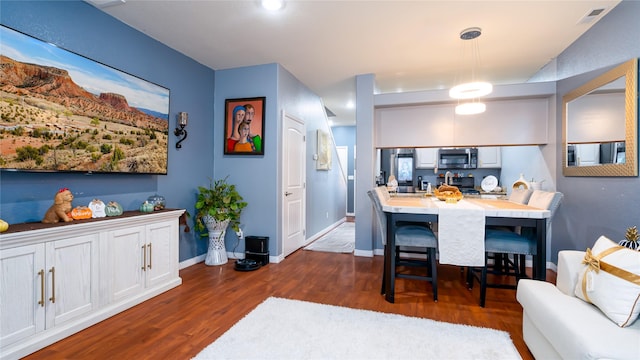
(70, 206, 93, 220)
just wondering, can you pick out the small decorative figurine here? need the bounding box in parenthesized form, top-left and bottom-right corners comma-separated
(70, 206, 93, 220)
(619, 226, 639, 251)
(147, 194, 166, 211)
(139, 201, 154, 213)
(88, 199, 106, 218)
(42, 188, 74, 223)
(105, 201, 124, 216)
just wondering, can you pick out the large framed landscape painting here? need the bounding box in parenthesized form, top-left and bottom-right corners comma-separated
(224, 97, 265, 155)
(0, 25, 170, 175)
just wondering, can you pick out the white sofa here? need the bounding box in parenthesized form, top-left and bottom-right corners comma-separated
(516, 250, 640, 359)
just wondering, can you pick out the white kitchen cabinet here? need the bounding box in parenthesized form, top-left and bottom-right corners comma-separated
(478, 147, 502, 168)
(0, 234, 99, 350)
(415, 148, 438, 168)
(374, 97, 550, 148)
(0, 209, 183, 360)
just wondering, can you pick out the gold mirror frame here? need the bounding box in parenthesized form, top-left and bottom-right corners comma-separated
(562, 58, 638, 177)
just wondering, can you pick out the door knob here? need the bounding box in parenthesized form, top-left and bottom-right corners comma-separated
(285, 192, 293, 196)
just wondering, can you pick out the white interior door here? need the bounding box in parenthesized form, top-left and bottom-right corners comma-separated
(282, 112, 306, 257)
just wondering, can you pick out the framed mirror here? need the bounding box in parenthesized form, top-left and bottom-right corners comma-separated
(563, 58, 638, 176)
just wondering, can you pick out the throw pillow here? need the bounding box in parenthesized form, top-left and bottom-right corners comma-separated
(574, 235, 640, 327)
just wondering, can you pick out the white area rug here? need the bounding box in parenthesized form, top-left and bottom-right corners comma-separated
(304, 222, 355, 253)
(193, 297, 522, 360)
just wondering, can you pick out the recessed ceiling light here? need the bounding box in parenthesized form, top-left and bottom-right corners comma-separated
(261, 0, 284, 11)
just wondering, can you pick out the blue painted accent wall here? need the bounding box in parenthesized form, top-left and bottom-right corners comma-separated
(552, 0, 640, 261)
(0, 0, 215, 261)
(213, 64, 279, 255)
(277, 66, 347, 242)
(213, 64, 347, 257)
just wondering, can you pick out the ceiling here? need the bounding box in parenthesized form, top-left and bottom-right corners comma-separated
(87, 0, 621, 126)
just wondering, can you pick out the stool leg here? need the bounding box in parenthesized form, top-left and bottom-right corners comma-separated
(480, 265, 488, 307)
(430, 248, 438, 302)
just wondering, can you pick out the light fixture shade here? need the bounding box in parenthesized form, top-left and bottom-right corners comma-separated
(455, 102, 486, 115)
(262, 0, 284, 10)
(449, 81, 493, 99)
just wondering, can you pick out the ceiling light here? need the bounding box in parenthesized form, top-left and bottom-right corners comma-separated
(261, 0, 284, 11)
(450, 27, 492, 115)
(449, 81, 492, 99)
(455, 102, 486, 115)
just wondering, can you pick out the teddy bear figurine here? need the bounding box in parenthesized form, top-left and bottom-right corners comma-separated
(42, 188, 74, 223)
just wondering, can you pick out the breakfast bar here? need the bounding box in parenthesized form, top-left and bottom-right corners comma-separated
(381, 194, 550, 303)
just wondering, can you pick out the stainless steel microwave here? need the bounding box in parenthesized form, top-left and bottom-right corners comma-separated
(438, 148, 478, 169)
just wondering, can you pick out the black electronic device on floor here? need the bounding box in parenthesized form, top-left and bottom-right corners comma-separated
(245, 236, 269, 266)
(234, 258, 261, 271)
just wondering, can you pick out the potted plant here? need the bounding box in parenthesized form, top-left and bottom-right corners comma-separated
(194, 176, 247, 265)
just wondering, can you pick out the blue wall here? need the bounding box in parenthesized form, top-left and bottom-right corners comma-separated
(552, 0, 640, 260)
(213, 64, 347, 257)
(278, 66, 347, 244)
(0, 0, 215, 262)
(213, 64, 279, 255)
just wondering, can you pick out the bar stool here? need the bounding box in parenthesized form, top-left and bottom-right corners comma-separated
(468, 190, 563, 307)
(368, 188, 439, 302)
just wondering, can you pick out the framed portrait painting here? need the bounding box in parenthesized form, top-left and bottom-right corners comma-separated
(224, 97, 265, 155)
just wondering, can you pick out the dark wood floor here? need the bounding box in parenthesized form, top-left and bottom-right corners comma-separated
(25, 249, 554, 359)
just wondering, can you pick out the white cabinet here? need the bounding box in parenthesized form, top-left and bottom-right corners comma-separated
(415, 148, 438, 169)
(0, 235, 99, 349)
(0, 244, 45, 347)
(374, 97, 550, 148)
(45, 235, 100, 328)
(0, 210, 183, 360)
(478, 147, 502, 168)
(106, 220, 178, 303)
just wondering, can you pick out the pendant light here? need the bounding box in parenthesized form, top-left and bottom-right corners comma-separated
(450, 27, 492, 115)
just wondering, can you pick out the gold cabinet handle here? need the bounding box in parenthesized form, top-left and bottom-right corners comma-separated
(49, 267, 56, 303)
(38, 269, 45, 307)
(142, 244, 147, 271)
(148, 243, 152, 270)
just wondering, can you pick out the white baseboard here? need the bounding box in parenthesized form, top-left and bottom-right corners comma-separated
(354, 249, 374, 257)
(304, 218, 346, 246)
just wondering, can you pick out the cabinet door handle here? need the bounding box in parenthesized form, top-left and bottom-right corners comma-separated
(148, 243, 152, 270)
(38, 269, 45, 307)
(142, 244, 147, 271)
(49, 267, 56, 303)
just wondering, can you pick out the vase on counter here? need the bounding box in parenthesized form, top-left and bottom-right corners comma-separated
(512, 173, 530, 190)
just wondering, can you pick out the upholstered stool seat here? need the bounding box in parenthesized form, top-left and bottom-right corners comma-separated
(485, 228, 536, 255)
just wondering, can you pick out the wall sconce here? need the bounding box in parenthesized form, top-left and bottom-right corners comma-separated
(174, 112, 188, 149)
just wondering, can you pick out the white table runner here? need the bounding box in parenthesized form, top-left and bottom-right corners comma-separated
(434, 199, 486, 267)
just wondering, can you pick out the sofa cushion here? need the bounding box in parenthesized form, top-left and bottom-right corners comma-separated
(517, 279, 640, 359)
(574, 235, 640, 327)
